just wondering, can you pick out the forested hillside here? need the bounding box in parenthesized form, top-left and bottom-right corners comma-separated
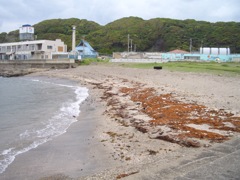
(1, 17, 239, 54)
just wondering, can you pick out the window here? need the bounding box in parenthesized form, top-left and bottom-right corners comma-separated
(184, 56, 200, 60)
(58, 46, 63, 52)
(47, 45, 53, 49)
(37, 44, 42, 50)
(2, 47, 6, 52)
(29, 44, 35, 51)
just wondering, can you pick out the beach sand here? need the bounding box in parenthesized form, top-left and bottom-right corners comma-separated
(1, 63, 240, 179)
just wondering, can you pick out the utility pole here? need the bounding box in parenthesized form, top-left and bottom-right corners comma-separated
(127, 34, 130, 53)
(82, 35, 86, 58)
(189, 38, 192, 53)
(130, 39, 133, 52)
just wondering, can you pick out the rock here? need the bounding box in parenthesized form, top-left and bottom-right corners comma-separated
(106, 90, 118, 95)
(134, 125, 148, 133)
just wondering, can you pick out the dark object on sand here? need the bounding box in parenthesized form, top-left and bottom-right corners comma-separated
(153, 66, 162, 70)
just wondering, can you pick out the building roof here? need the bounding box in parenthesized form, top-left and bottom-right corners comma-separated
(0, 39, 64, 46)
(22, 24, 32, 27)
(74, 39, 98, 57)
(168, 49, 189, 54)
(76, 40, 95, 51)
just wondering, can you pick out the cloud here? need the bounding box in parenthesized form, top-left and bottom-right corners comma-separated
(0, 0, 239, 33)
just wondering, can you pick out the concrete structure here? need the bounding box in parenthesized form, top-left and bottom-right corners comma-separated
(19, 24, 34, 41)
(0, 59, 76, 77)
(72, 25, 76, 52)
(0, 39, 67, 60)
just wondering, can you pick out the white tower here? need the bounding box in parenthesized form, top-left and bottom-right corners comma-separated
(19, 24, 34, 41)
(72, 25, 76, 51)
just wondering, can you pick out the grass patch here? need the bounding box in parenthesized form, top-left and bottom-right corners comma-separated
(76, 58, 110, 65)
(120, 61, 240, 76)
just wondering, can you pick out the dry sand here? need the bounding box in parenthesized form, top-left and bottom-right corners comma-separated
(2, 63, 240, 180)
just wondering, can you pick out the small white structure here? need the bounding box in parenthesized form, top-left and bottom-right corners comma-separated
(200, 47, 230, 55)
(0, 39, 67, 60)
(19, 24, 35, 41)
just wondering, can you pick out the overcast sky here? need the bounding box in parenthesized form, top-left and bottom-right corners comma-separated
(0, 0, 239, 33)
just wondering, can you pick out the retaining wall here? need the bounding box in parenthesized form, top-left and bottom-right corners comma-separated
(0, 59, 76, 77)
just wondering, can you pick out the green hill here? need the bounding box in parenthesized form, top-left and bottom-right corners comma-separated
(1, 17, 240, 54)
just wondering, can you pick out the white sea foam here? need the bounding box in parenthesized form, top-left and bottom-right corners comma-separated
(31, 79, 40, 82)
(0, 80, 89, 174)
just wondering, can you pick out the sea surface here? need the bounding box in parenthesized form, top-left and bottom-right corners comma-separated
(0, 76, 88, 173)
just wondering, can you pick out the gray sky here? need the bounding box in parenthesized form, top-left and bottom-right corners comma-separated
(0, 0, 239, 33)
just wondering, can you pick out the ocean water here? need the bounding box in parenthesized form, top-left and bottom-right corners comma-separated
(0, 76, 88, 173)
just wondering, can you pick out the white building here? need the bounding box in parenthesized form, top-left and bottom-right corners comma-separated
(200, 47, 230, 55)
(19, 24, 34, 41)
(0, 39, 67, 60)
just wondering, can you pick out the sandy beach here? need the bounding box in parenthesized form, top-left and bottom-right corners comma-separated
(1, 63, 240, 179)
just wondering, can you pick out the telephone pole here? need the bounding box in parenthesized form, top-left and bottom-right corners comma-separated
(130, 39, 133, 52)
(190, 38, 192, 53)
(127, 34, 130, 53)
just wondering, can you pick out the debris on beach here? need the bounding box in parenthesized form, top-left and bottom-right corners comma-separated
(88, 77, 240, 148)
(116, 171, 139, 179)
(120, 86, 240, 147)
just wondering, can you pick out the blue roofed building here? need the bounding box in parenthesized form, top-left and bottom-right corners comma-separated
(74, 39, 98, 59)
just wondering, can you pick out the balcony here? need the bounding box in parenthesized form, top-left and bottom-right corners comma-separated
(0, 43, 42, 53)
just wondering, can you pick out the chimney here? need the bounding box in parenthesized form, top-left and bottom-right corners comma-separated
(72, 25, 76, 51)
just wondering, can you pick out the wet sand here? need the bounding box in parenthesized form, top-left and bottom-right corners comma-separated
(1, 63, 240, 179)
(0, 91, 120, 180)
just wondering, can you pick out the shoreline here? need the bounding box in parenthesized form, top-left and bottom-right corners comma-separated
(1, 64, 240, 179)
(0, 77, 120, 180)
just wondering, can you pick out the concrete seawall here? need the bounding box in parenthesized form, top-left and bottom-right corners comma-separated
(0, 59, 76, 77)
